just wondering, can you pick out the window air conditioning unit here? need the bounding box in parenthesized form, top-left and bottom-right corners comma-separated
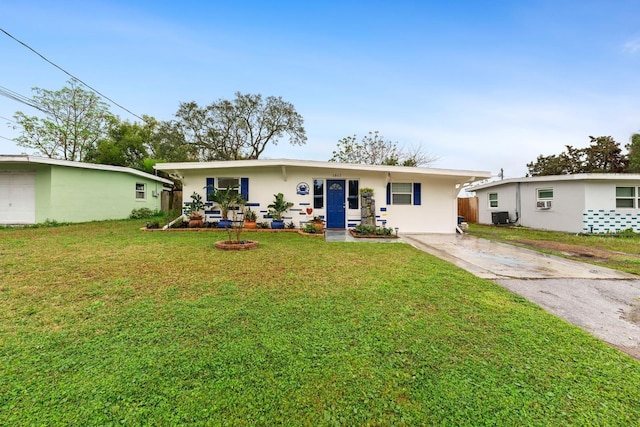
(537, 200, 552, 209)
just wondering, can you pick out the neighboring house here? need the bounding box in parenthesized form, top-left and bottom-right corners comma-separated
(0, 155, 173, 225)
(472, 174, 640, 234)
(154, 159, 489, 233)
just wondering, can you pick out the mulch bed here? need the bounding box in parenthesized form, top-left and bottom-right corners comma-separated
(348, 229, 398, 239)
(297, 230, 325, 237)
(214, 240, 259, 251)
(141, 227, 299, 233)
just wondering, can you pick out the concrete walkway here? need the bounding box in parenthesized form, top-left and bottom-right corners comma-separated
(324, 229, 402, 243)
(401, 233, 640, 360)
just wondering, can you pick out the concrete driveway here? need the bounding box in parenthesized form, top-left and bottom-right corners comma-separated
(401, 233, 640, 360)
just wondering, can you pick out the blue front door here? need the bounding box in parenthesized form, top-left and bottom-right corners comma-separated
(327, 180, 346, 229)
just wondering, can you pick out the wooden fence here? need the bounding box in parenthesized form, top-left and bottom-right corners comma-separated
(162, 190, 182, 212)
(457, 197, 478, 223)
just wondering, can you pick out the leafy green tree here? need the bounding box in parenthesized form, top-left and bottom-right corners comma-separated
(525, 153, 574, 176)
(626, 133, 640, 173)
(329, 131, 437, 166)
(526, 136, 628, 176)
(12, 79, 116, 161)
(174, 92, 306, 160)
(85, 120, 149, 170)
(583, 136, 627, 173)
(86, 116, 198, 174)
(145, 117, 196, 163)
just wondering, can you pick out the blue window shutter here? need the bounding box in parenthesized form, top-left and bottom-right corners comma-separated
(206, 178, 215, 201)
(240, 178, 249, 201)
(413, 183, 421, 205)
(386, 183, 391, 205)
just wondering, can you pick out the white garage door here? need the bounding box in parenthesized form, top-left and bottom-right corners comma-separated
(0, 171, 36, 224)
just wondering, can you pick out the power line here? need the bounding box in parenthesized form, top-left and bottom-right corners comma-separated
(0, 27, 144, 121)
(0, 114, 18, 124)
(0, 85, 48, 113)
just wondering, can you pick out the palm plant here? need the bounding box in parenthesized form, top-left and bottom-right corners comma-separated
(208, 186, 245, 220)
(268, 193, 294, 221)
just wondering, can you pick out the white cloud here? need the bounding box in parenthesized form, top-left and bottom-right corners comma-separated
(623, 37, 640, 54)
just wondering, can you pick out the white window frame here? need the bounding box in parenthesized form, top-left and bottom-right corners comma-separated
(488, 192, 498, 208)
(616, 186, 637, 209)
(536, 188, 553, 210)
(135, 183, 146, 200)
(217, 177, 240, 189)
(391, 182, 412, 205)
(216, 177, 240, 195)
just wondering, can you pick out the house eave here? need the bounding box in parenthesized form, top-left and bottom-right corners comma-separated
(470, 173, 640, 191)
(0, 154, 173, 185)
(154, 158, 490, 185)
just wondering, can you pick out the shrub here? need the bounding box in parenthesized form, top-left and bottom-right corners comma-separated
(616, 228, 638, 237)
(353, 224, 394, 236)
(146, 220, 161, 229)
(129, 208, 155, 219)
(303, 222, 320, 233)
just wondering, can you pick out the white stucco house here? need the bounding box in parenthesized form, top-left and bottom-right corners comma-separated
(472, 174, 640, 234)
(154, 159, 490, 233)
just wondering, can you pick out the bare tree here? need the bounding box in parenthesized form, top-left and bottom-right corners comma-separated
(174, 92, 306, 160)
(329, 131, 438, 166)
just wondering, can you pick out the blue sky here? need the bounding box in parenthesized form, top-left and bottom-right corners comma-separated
(2, 1, 640, 178)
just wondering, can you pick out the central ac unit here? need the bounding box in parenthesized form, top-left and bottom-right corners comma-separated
(536, 200, 552, 209)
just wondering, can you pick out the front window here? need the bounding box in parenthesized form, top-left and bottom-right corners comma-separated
(217, 177, 240, 195)
(489, 193, 498, 208)
(347, 180, 359, 209)
(616, 186, 637, 208)
(135, 183, 146, 200)
(536, 188, 553, 209)
(313, 179, 324, 209)
(537, 188, 553, 200)
(391, 183, 412, 205)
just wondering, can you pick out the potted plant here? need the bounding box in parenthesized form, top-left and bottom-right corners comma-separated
(243, 207, 258, 229)
(310, 216, 324, 232)
(360, 187, 374, 197)
(208, 186, 245, 228)
(267, 193, 294, 229)
(186, 192, 205, 228)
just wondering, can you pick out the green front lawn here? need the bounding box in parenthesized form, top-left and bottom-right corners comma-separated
(1, 221, 639, 425)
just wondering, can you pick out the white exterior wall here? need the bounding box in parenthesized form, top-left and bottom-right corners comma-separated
(180, 165, 464, 233)
(476, 177, 640, 234)
(583, 181, 640, 233)
(477, 181, 586, 233)
(477, 183, 518, 225)
(383, 177, 460, 233)
(518, 181, 585, 233)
